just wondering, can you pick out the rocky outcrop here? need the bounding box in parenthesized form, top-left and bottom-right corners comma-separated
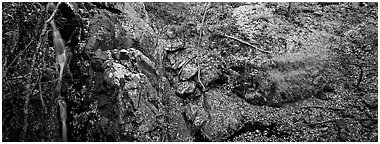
(67, 2, 285, 141)
(51, 2, 374, 142)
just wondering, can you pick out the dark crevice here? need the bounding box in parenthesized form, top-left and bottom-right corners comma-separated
(91, 2, 122, 14)
(230, 66, 245, 74)
(224, 122, 290, 141)
(181, 112, 210, 142)
(208, 73, 228, 88)
(193, 128, 211, 142)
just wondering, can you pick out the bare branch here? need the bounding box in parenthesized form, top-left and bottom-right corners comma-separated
(196, 2, 210, 91)
(308, 118, 378, 127)
(300, 105, 345, 111)
(22, 2, 64, 141)
(39, 75, 48, 114)
(5, 39, 34, 73)
(222, 34, 271, 54)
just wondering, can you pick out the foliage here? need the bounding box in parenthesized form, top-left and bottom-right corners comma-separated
(2, 2, 57, 141)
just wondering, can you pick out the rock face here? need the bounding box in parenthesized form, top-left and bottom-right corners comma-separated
(201, 90, 246, 141)
(41, 2, 376, 142)
(66, 2, 193, 141)
(65, 2, 280, 142)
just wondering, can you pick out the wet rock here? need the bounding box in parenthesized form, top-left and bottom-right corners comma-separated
(124, 73, 159, 133)
(86, 13, 117, 51)
(118, 3, 156, 58)
(105, 61, 161, 140)
(180, 64, 198, 81)
(83, 6, 165, 140)
(121, 48, 160, 89)
(135, 102, 157, 132)
(135, 58, 159, 88)
(104, 62, 128, 86)
(123, 48, 158, 69)
(176, 81, 196, 95)
(101, 63, 141, 139)
(53, 2, 199, 142)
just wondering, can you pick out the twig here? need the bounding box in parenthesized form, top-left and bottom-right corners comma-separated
(222, 34, 271, 54)
(38, 75, 48, 114)
(300, 105, 345, 111)
(178, 58, 191, 75)
(5, 39, 34, 73)
(137, 84, 142, 109)
(307, 119, 336, 126)
(307, 118, 378, 126)
(21, 79, 39, 141)
(200, 3, 209, 36)
(142, 2, 150, 23)
(4, 75, 27, 81)
(45, 2, 62, 25)
(22, 3, 63, 140)
(41, 78, 59, 84)
(178, 55, 197, 75)
(196, 2, 210, 91)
